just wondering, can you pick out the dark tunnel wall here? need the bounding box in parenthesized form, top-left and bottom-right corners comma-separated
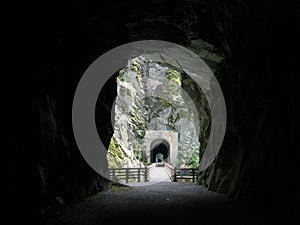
(5, 0, 299, 224)
(198, 1, 300, 221)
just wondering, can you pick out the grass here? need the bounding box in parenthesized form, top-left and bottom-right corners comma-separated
(108, 181, 132, 192)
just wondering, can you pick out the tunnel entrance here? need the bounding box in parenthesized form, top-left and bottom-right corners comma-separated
(144, 131, 178, 166)
(151, 143, 169, 163)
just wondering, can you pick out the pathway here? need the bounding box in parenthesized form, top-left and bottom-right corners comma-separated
(45, 182, 259, 225)
(148, 165, 171, 182)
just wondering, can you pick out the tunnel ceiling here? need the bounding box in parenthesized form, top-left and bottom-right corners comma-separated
(150, 139, 170, 150)
(8, 0, 299, 224)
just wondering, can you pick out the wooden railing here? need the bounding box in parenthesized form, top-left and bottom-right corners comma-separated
(164, 163, 176, 181)
(109, 165, 154, 183)
(146, 164, 154, 181)
(164, 163, 198, 182)
(109, 164, 197, 183)
(174, 168, 198, 182)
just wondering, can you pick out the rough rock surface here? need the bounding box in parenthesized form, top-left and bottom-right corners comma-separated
(7, 0, 299, 224)
(108, 56, 203, 168)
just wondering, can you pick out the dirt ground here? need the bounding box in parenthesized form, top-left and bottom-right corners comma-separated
(44, 181, 266, 225)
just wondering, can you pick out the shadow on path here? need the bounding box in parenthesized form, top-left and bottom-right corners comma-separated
(45, 181, 264, 225)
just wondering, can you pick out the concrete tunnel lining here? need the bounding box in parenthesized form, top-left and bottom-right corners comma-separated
(144, 131, 178, 166)
(150, 140, 170, 163)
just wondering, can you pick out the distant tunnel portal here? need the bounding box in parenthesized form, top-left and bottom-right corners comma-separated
(144, 131, 178, 166)
(150, 142, 170, 163)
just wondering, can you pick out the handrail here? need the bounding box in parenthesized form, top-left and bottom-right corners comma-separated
(164, 163, 176, 181)
(109, 167, 150, 183)
(109, 164, 198, 183)
(174, 167, 198, 182)
(164, 163, 198, 182)
(146, 164, 155, 181)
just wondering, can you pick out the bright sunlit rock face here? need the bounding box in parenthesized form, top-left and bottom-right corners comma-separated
(108, 56, 201, 168)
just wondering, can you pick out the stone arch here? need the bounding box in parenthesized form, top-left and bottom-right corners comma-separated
(150, 139, 170, 163)
(144, 131, 178, 166)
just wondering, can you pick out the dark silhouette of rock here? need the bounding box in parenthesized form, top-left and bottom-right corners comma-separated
(5, 0, 299, 224)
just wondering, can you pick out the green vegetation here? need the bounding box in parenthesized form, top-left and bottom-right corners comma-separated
(166, 69, 181, 86)
(107, 136, 125, 168)
(108, 182, 131, 192)
(156, 153, 164, 162)
(177, 131, 200, 168)
(130, 61, 141, 75)
(185, 147, 200, 168)
(107, 56, 208, 170)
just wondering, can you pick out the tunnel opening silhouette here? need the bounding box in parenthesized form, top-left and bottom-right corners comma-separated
(150, 141, 170, 164)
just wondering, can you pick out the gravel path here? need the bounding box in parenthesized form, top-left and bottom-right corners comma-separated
(45, 181, 260, 225)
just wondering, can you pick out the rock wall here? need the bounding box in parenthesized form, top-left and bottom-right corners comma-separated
(198, 0, 299, 221)
(108, 56, 201, 168)
(7, 0, 299, 224)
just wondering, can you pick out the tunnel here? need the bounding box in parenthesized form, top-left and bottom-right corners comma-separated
(150, 142, 170, 163)
(9, 0, 299, 225)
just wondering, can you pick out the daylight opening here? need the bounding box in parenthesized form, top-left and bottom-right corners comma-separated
(106, 56, 205, 170)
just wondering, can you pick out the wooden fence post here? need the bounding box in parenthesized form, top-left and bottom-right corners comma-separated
(174, 167, 177, 182)
(138, 168, 141, 182)
(192, 169, 195, 182)
(126, 168, 129, 183)
(145, 167, 148, 182)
